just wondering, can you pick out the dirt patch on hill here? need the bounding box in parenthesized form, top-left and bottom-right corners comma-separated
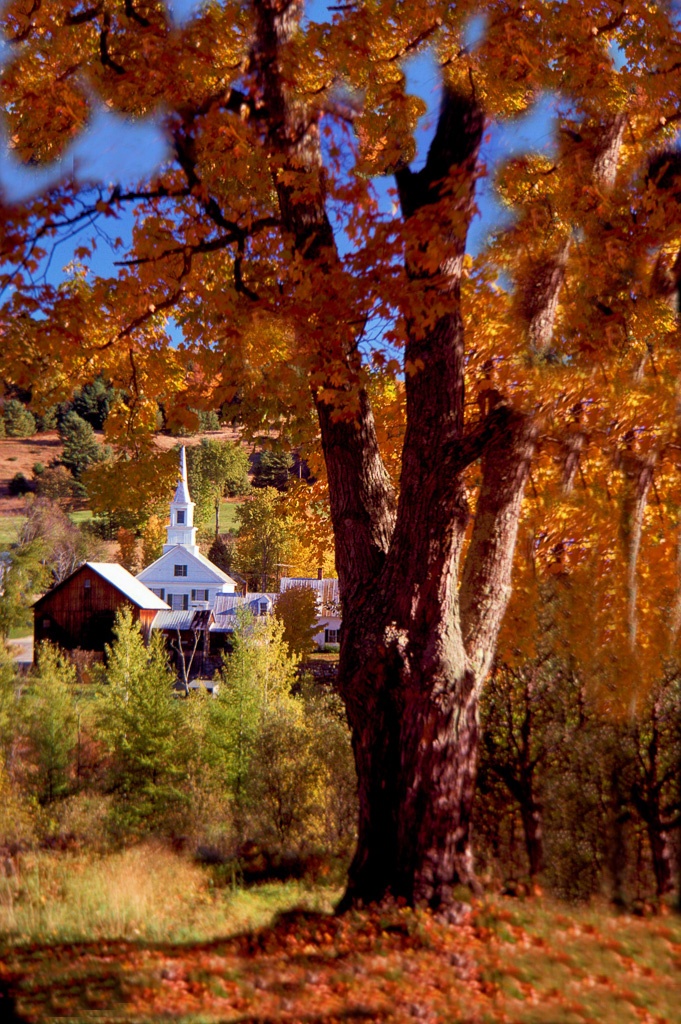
(0, 433, 63, 508)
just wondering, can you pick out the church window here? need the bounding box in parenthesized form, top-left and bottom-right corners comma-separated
(176, 511, 185, 524)
(174, 564, 188, 577)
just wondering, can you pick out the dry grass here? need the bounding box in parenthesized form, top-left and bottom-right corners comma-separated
(0, 844, 336, 945)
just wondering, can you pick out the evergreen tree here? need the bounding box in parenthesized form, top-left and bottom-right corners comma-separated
(253, 449, 293, 491)
(59, 411, 108, 479)
(23, 643, 77, 804)
(99, 609, 188, 833)
(207, 533, 235, 574)
(3, 398, 36, 437)
(72, 375, 120, 429)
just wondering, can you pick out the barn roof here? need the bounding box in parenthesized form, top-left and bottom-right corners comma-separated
(34, 562, 170, 610)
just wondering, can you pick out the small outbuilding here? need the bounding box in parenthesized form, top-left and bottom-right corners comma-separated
(33, 562, 169, 657)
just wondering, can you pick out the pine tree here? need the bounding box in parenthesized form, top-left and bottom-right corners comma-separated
(23, 643, 77, 804)
(59, 411, 107, 479)
(99, 609, 187, 833)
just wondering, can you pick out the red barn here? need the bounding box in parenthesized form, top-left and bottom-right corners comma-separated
(33, 562, 169, 657)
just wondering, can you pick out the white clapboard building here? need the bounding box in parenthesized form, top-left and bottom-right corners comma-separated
(136, 447, 238, 611)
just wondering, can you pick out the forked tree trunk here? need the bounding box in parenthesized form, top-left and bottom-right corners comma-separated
(253, 0, 537, 908)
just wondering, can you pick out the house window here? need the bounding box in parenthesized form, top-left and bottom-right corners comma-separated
(42, 618, 50, 629)
(151, 588, 165, 600)
(191, 589, 208, 602)
(176, 511, 185, 524)
(259, 602, 268, 617)
(174, 564, 188, 577)
(84, 579, 91, 589)
(325, 629, 340, 644)
(171, 594, 189, 611)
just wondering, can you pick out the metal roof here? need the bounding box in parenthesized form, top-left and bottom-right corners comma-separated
(279, 577, 340, 615)
(151, 610, 196, 630)
(152, 608, 215, 631)
(212, 592, 277, 631)
(86, 564, 170, 609)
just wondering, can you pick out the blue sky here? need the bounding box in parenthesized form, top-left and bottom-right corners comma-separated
(0, 1, 557, 306)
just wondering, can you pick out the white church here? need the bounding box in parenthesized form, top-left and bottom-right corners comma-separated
(136, 447, 238, 610)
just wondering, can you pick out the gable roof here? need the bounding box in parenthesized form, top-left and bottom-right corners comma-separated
(34, 562, 170, 610)
(136, 545, 237, 587)
(212, 592, 278, 631)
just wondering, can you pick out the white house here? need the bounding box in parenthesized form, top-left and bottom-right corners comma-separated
(136, 447, 238, 611)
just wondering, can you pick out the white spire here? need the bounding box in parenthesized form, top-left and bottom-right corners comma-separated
(173, 446, 191, 504)
(164, 445, 198, 555)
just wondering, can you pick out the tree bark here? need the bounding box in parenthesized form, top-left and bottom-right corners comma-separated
(253, 0, 537, 909)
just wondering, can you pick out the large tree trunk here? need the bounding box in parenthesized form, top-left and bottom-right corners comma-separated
(253, 0, 537, 908)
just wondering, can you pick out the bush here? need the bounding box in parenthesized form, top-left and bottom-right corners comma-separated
(32, 462, 45, 477)
(3, 399, 36, 438)
(9, 472, 31, 496)
(36, 465, 79, 501)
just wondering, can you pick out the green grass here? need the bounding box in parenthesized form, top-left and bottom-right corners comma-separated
(0, 845, 337, 946)
(69, 509, 93, 526)
(218, 501, 242, 533)
(0, 515, 26, 548)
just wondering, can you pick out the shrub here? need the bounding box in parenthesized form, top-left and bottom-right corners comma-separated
(32, 461, 45, 477)
(9, 472, 31, 496)
(3, 399, 36, 437)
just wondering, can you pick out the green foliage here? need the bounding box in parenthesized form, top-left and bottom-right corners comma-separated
(253, 449, 293, 491)
(3, 398, 36, 437)
(184, 439, 251, 530)
(33, 404, 59, 431)
(71, 376, 121, 430)
(99, 609, 189, 834)
(275, 585, 319, 658)
(0, 645, 18, 768)
(207, 533, 235, 574)
(0, 540, 48, 640)
(32, 461, 45, 477)
(23, 644, 77, 804)
(59, 411, 109, 480)
(234, 487, 290, 592)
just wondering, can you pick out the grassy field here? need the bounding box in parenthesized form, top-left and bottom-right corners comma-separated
(219, 500, 242, 533)
(2, 845, 680, 1023)
(0, 514, 26, 548)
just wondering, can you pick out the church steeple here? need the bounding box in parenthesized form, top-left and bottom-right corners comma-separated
(163, 446, 198, 555)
